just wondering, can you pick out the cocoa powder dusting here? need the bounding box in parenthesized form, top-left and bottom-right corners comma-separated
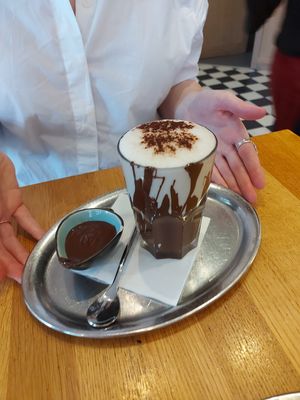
(139, 120, 198, 155)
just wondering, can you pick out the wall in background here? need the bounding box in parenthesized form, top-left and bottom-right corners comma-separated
(201, 0, 248, 59)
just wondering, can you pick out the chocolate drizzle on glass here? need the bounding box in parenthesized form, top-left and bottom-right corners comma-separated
(130, 162, 210, 259)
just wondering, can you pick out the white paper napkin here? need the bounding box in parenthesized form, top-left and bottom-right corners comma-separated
(75, 194, 210, 306)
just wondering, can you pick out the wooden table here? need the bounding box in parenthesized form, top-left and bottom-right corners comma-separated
(1, 130, 299, 400)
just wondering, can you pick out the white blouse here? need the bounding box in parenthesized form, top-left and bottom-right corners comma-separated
(0, 0, 208, 186)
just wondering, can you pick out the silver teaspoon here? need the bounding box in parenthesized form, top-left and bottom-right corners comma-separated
(87, 227, 137, 328)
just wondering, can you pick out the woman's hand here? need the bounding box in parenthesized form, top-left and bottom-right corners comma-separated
(171, 85, 266, 203)
(0, 153, 44, 283)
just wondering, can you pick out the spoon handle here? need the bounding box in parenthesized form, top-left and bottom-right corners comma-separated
(109, 227, 137, 290)
(86, 227, 138, 328)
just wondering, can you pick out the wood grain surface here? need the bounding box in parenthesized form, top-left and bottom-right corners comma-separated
(0, 130, 299, 400)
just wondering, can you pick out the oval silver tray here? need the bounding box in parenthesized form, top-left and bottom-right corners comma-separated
(22, 184, 261, 338)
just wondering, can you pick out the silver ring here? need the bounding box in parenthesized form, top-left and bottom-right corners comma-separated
(235, 138, 258, 153)
(0, 219, 11, 225)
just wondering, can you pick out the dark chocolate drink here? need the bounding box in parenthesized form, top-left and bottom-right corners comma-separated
(118, 120, 217, 259)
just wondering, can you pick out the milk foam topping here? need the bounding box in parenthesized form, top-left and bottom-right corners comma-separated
(118, 120, 217, 168)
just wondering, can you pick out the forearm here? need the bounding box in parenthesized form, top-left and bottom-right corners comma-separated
(158, 80, 202, 119)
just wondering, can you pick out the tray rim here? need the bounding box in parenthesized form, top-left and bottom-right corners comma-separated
(22, 184, 261, 338)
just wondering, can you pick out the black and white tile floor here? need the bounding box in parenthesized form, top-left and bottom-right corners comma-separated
(197, 63, 276, 136)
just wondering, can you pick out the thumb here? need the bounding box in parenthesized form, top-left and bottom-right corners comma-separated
(218, 91, 266, 120)
(14, 204, 45, 240)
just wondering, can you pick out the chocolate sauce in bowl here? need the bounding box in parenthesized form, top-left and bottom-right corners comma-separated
(64, 221, 116, 265)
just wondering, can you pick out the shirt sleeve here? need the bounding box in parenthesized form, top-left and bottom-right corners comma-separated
(174, 0, 209, 85)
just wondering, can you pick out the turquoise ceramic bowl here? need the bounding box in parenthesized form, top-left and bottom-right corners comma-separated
(55, 208, 124, 270)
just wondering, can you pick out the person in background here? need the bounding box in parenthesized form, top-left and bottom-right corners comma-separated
(246, 0, 300, 135)
(0, 0, 266, 283)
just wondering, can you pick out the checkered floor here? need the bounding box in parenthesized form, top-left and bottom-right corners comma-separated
(197, 63, 275, 136)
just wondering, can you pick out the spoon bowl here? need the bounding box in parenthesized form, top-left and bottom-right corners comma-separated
(87, 288, 121, 328)
(56, 208, 124, 270)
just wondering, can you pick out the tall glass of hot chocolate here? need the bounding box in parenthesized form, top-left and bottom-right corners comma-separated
(118, 120, 217, 259)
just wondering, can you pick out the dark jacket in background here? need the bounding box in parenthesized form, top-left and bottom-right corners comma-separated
(246, 0, 300, 56)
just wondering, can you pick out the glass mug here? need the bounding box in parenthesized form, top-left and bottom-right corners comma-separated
(118, 119, 217, 259)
